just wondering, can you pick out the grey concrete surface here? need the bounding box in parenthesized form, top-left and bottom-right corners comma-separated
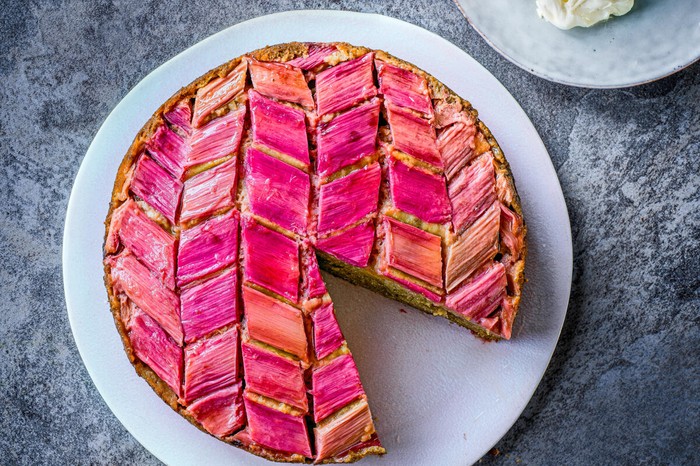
(1, 0, 698, 464)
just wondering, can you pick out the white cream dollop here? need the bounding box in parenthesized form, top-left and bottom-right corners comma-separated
(536, 0, 634, 30)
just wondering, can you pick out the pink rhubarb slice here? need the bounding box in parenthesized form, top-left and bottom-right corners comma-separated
(242, 341, 308, 411)
(317, 162, 381, 234)
(287, 43, 337, 70)
(245, 147, 310, 235)
(317, 219, 375, 268)
(192, 60, 247, 127)
(316, 98, 381, 177)
(304, 251, 327, 299)
(446, 262, 506, 322)
(183, 325, 239, 404)
(314, 399, 375, 461)
(448, 153, 496, 233)
(180, 269, 238, 344)
(438, 121, 477, 181)
(249, 89, 310, 166)
(164, 99, 193, 137)
(244, 395, 312, 458)
(242, 219, 300, 302)
(249, 59, 314, 108)
(387, 105, 442, 168)
(129, 154, 182, 225)
(313, 302, 344, 360)
(177, 209, 239, 287)
(312, 354, 365, 423)
(146, 124, 188, 180)
(499, 203, 524, 257)
(187, 382, 245, 438)
(188, 105, 246, 169)
(243, 286, 307, 361)
(315, 53, 377, 116)
(381, 217, 443, 289)
(388, 157, 450, 224)
(179, 158, 237, 224)
(376, 59, 432, 116)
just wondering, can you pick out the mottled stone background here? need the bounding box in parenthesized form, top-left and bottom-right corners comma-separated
(1, 0, 698, 464)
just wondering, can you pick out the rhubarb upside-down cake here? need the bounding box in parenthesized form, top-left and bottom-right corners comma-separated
(103, 42, 526, 463)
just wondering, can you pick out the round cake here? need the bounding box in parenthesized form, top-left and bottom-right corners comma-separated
(103, 42, 526, 463)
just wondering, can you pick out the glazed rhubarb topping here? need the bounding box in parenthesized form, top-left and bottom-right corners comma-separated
(388, 157, 450, 224)
(249, 59, 314, 108)
(179, 159, 237, 224)
(106, 198, 176, 289)
(180, 269, 238, 344)
(106, 42, 527, 463)
(316, 98, 381, 177)
(249, 89, 310, 166)
(243, 286, 307, 360)
(129, 154, 182, 224)
(192, 60, 247, 127)
(315, 53, 377, 116)
(244, 395, 312, 458)
(177, 210, 239, 286)
(129, 308, 183, 396)
(317, 163, 381, 234)
(312, 355, 365, 422)
(245, 147, 310, 234)
(242, 341, 308, 411)
(183, 325, 239, 404)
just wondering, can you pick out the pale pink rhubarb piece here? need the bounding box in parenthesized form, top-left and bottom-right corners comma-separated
(243, 286, 307, 360)
(188, 105, 246, 168)
(179, 159, 237, 224)
(106, 198, 176, 289)
(449, 153, 496, 233)
(183, 325, 239, 404)
(314, 399, 374, 461)
(241, 342, 307, 411)
(445, 202, 500, 292)
(387, 105, 442, 168)
(388, 157, 450, 224)
(446, 262, 506, 321)
(438, 121, 477, 181)
(177, 210, 239, 286)
(249, 90, 310, 166)
(180, 269, 238, 344)
(313, 302, 344, 360)
(244, 396, 312, 458)
(192, 60, 247, 127)
(312, 354, 365, 422)
(187, 382, 244, 437)
(382, 217, 443, 288)
(317, 162, 381, 234)
(316, 98, 380, 177)
(317, 219, 375, 268)
(130, 154, 182, 224)
(315, 53, 377, 116)
(287, 43, 337, 70)
(108, 251, 182, 345)
(242, 219, 300, 302)
(376, 59, 432, 116)
(164, 100, 193, 137)
(499, 203, 524, 256)
(249, 60, 314, 108)
(245, 147, 310, 234)
(305, 252, 327, 299)
(130, 308, 183, 396)
(500, 296, 517, 339)
(146, 125, 188, 180)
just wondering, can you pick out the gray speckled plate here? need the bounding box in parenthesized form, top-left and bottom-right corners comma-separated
(454, 0, 700, 88)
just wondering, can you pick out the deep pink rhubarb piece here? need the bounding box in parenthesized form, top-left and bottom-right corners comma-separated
(314, 399, 374, 461)
(108, 250, 183, 345)
(388, 157, 450, 224)
(438, 121, 477, 181)
(315, 53, 377, 116)
(188, 105, 246, 168)
(242, 341, 308, 411)
(312, 354, 365, 422)
(316, 98, 380, 177)
(376, 59, 432, 116)
(313, 302, 344, 360)
(146, 125, 188, 180)
(130, 307, 183, 396)
(129, 154, 182, 224)
(382, 217, 443, 288)
(106, 198, 176, 289)
(287, 43, 337, 70)
(305, 252, 327, 299)
(317, 219, 375, 268)
(249, 90, 310, 166)
(317, 162, 381, 234)
(177, 209, 239, 287)
(243, 286, 307, 360)
(244, 396, 312, 458)
(242, 219, 300, 302)
(187, 382, 245, 437)
(448, 153, 496, 233)
(446, 262, 506, 321)
(245, 147, 310, 234)
(387, 105, 442, 168)
(183, 325, 239, 404)
(180, 269, 238, 344)
(249, 59, 314, 108)
(192, 60, 247, 127)
(179, 159, 237, 224)
(164, 99, 193, 137)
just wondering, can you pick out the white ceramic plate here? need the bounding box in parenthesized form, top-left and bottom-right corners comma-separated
(454, 0, 700, 88)
(63, 10, 572, 466)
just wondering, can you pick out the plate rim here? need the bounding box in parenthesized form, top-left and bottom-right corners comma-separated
(63, 9, 573, 465)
